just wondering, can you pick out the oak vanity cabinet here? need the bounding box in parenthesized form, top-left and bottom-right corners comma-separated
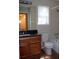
(19, 35, 41, 59)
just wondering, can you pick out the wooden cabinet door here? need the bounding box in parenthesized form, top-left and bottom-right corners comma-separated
(30, 43, 41, 55)
(29, 36, 41, 56)
(20, 44, 29, 56)
(20, 46, 29, 59)
(19, 38, 30, 59)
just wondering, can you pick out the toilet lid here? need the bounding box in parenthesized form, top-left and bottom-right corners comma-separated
(45, 41, 53, 47)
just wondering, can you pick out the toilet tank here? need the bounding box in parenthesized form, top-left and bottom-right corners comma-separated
(41, 34, 49, 49)
(42, 34, 49, 42)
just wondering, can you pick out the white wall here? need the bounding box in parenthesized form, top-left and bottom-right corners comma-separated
(49, 6, 59, 39)
(32, 0, 59, 51)
(32, 0, 52, 48)
(29, 6, 37, 30)
(32, 0, 51, 7)
(32, 0, 59, 39)
(32, 0, 52, 34)
(32, 0, 52, 30)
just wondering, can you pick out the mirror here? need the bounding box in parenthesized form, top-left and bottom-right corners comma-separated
(19, 13, 28, 31)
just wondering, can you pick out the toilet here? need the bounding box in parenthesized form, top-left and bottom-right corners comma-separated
(44, 41, 54, 55)
(42, 34, 54, 55)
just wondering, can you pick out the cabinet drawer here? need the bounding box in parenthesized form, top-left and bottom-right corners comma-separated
(19, 38, 29, 45)
(19, 37, 30, 40)
(30, 43, 41, 55)
(30, 36, 41, 43)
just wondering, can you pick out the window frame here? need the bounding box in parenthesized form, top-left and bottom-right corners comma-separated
(37, 6, 49, 25)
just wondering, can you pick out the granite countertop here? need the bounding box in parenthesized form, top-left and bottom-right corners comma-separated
(19, 34, 41, 38)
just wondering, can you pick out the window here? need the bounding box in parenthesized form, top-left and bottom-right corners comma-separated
(38, 6, 49, 25)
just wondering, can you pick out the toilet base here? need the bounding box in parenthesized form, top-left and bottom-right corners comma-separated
(43, 47, 52, 55)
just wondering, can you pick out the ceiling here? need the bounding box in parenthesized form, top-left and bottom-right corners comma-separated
(19, 0, 59, 5)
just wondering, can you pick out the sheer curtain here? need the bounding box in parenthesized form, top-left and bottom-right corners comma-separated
(38, 6, 49, 25)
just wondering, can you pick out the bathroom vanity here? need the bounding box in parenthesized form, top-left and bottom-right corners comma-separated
(19, 34, 41, 59)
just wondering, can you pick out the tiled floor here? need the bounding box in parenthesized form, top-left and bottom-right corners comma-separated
(40, 49, 59, 59)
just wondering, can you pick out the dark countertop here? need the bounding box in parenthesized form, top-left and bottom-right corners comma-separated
(19, 34, 41, 38)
